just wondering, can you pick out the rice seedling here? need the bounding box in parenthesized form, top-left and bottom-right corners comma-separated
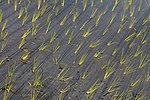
(45, 21, 51, 34)
(80, 20, 88, 30)
(78, 52, 88, 65)
(14, 0, 17, 11)
(40, 3, 48, 16)
(53, 54, 61, 65)
(21, 29, 30, 39)
(7, 0, 10, 4)
(89, 39, 100, 48)
(138, 54, 150, 68)
(21, 49, 30, 61)
(83, 27, 92, 38)
(117, 21, 126, 33)
(32, 10, 40, 23)
(107, 77, 120, 93)
(108, 13, 116, 27)
(1, 31, 8, 40)
(0, 38, 8, 52)
(37, 0, 42, 10)
(130, 76, 141, 88)
(33, 71, 42, 88)
(90, 8, 98, 19)
(18, 7, 24, 19)
(74, 42, 83, 54)
(145, 68, 150, 82)
(128, 39, 136, 48)
(134, 88, 145, 100)
(141, 33, 148, 45)
(123, 63, 136, 75)
(120, 48, 128, 65)
(75, 0, 78, 4)
(3, 90, 7, 100)
(50, 32, 56, 44)
(136, 27, 146, 38)
(46, 13, 53, 25)
(129, 17, 136, 29)
(138, 0, 142, 12)
(142, 15, 149, 25)
(19, 0, 22, 4)
(61, 0, 65, 7)
(55, 7, 59, 17)
(59, 83, 72, 94)
(0, 56, 8, 65)
(60, 15, 67, 26)
(18, 38, 26, 49)
(38, 43, 48, 51)
(93, 48, 105, 58)
(32, 23, 41, 36)
(2, 20, 8, 32)
(91, 0, 94, 7)
(102, 27, 108, 36)
(129, 0, 133, 6)
(111, 48, 118, 56)
(112, 0, 119, 12)
(32, 57, 39, 73)
(86, 79, 103, 95)
(83, 0, 88, 11)
(8, 62, 16, 78)
(73, 10, 79, 22)
(103, 6, 108, 15)
(68, 30, 74, 45)
(129, 5, 135, 17)
(0, 9, 2, 23)
(95, 13, 103, 27)
(124, 32, 136, 42)
(22, 13, 28, 26)
(81, 63, 91, 79)
(103, 63, 115, 80)
(53, 42, 60, 53)
(53, 0, 58, 9)
(100, 0, 103, 3)
(134, 46, 143, 58)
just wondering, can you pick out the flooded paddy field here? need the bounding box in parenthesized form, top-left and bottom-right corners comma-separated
(0, 0, 150, 100)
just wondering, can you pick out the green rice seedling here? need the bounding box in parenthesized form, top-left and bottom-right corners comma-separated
(130, 76, 141, 88)
(32, 10, 40, 23)
(33, 71, 42, 88)
(102, 27, 108, 36)
(74, 42, 83, 54)
(19, 0, 22, 4)
(129, 5, 135, 17)
(129, 17, 136, 29)
(108, 13, 116, 27)
(117, 22, 126, 33)
(103, 6, 108, 15)
(78, 52, 88, 65)
(111, 48, 118, 56)
(93, 48, 105, 58)
(60, 15, 67, 26)
(81, 64, 91, 79)
(123, 63, 136, 75)
(0, 9, 2, 23)
(73, 10, 79, 22)
(142, 15, 149, 25)
(1, 31, 8, 40)
(40, 3, 48, 16)
(134, 46, 143, 58)
(22, 29, 30, 39)
(75, 0, 78, 4)
(38, 43, 48, 51)
(112, 0, 119, 12)
(134, 88, 145, 100)
(0, 38, 8, 52)
(2, 20, 8, 32)
(37, 0, 42, 10)
(91, 0, 94, 7)
(90, 8, 98, 19)
(124, 32, 136, 42)
(107, 77, 120, 92)
(32, 57, 39, 73)
(68, 30, 74, 45)
(83, 27, 92, 38)
(46, 13, 53, 25)
(138, 54, 150, 68)
(14, 0, 17, 11)
(3, 90, 7, 100)
(83, 0, 88, 11)
(138, 0, 142, 12)
(145, 68, 150, 82)
(57, 65, 68, 78)
(121, 11, 125, 22)
(53, 54, 61, 65)
(128, 39, 136, 48)
(21, 49, 30, 61)
(120, 48, 128, 65)
(55, 7, 59, 17)
(104, 64, 115, 80)
(80, 20, 88, 30)
(129, 0, 133, 6)
(8, 0, 10, 4)
(18, 7, 24, 19)
(0, 56, 8, 65)
(140, 32, 148, 45)
(53, 42, 60, 53)
(45, 21, 51, 34)
(18, 38, 26, 49)
(100, 0, 103, 3)
(8, 62, 16, 78)
(59, 83, 72, 94)
(61, 0, 65, 7)
(107, 41, 118, 47)
(89, 39, 100, 48)
(53, 0, 58, 9)
(86, 79, 104, 94)
(136, 27, 146, 38)
(50, 32, 56, 44)
(65, 27, 71, 36)
(95, 13, 103, 27)
(22, 13, 28, 25)
(32, 23, 41, 36)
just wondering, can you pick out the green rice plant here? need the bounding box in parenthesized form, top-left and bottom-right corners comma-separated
(65, 27, 71, 36)
(134, 88, 145, 100)
(60, 15, 67, 26)
(95, 13, 103, 27)
(32, 10, 40, 23)
(46, 13, 53, 25)
(74, 42, 83, 54)
(90, 8, 98, 19)
(61, 0, 65, 7)
(8, 62, 16, 78)
(0, 38, 8, 52)
(55, 7, 59, 17)
(78, 52, 88, 65)
(22, 13, 28, 25)
(104, 64, 115, 80)
(8, 0, 10, 4)
(140, 33, 147, 45)
(102, 27, 108, 36)
(75, 0, 78, 4)
(59, 83, 72, 94)
(136, 27, 146, 38)
(121, 11, 125, 22)
(142, 15, 149, 25)
(117, 22, 126, 33)
(18, 7, 24, 19)
(2, 20, 8, 32)
(45, 21, 51, 34)
(130, 77, 141, 88)
(129, 5, 135, 17)
(111, 48, 118, 56)
(103, 6, 108, 15)
(138, 54, 150, 68)
(53, 54, 61, 65)
(37, 0, 42, 10)
(83, 27, 92, 38)
(86, 79, 103, 94)
(80, 20, 88, 30)
(123, 63, 136, 75)
(33, 71, 42, 88)
(120, 48, 128, 65)
(19, 0, 22, 4)
(112, 0, 119, 12)
(3, 90, 7, 100)
(91, 0, 94, 7)
(129, 17, 136, 29)
(53, 0, 58, 9)
(53, 42, 60, 53)
(107, 41, 118, 47)
(128, 39, 136, 48)
(145, 68, 150, 82)
(108, 13, 116, 27)
(50, 32, 56, 44)
(138, 0, 142, 12)
(32, 57, 39, 73)
(124, 32, 136, 42)
(14, 0, 17, 11)
(18, 38, 26, 49)
(0, 9, 2, 23)
(134, 46, 143, 58)
(107, 77, 120, 92)
(100, 0, 103, 3)
(1, 31, 8, 40)
(68, 30, 74, 44)
(21, 49, 30, 61)
(22, 29, 30, 39)
(0, 56, 8, 65)
(32, 23, 41, 36)
(40, 3, 48, 16)
(93, 49, 105, 58)
(83, 0, 88, 11)
(38, 43, 48, 51)
(129, 0, 133, 6)
(81, 64, 91, 79)
(89, 39, 100, 48)
(73, 10, 79, 22)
